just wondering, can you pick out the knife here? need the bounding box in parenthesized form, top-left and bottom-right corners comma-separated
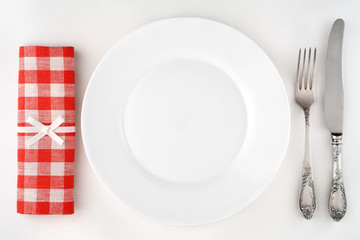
(324, 18, 347, 222)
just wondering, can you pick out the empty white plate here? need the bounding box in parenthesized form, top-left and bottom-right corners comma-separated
(82, 17, 290, 225)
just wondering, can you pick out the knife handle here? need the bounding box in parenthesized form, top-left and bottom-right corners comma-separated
(329, 134, 347, 221)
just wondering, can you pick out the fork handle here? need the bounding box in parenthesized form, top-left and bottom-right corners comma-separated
(299, 108, 316, 219)
(329, 134, 347, 221)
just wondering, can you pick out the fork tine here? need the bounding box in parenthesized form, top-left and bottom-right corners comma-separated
(296, 49, 301, 90)
(311, 48, 317, 90)
(306, 48, 312, 90)
(300, 48, 307, 90)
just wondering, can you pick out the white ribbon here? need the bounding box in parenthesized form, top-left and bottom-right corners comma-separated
(17, 116, 76, 146)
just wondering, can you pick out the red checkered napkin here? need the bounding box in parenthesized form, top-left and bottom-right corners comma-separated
(17, 46, 75, 214)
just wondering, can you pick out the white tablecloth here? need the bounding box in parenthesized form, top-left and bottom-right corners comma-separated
(0, 0, 359, 239)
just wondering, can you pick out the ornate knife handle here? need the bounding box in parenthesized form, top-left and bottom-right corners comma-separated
(329, 134, 347, 221)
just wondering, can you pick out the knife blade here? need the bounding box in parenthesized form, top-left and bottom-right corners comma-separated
(324, 18, 347, 222)
(325, 18, 344, 133)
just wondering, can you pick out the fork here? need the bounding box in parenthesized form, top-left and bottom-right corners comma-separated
(295, 48, 317, 219)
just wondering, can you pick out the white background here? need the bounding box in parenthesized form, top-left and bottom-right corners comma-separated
(0, 0, 360, 239)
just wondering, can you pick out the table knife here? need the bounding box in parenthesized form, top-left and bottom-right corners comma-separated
(324, 18, 347, 222)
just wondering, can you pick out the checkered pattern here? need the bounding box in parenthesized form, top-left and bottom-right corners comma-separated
(17, 46, 75, 214)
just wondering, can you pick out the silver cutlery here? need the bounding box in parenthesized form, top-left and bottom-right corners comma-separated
(296, 47, 317, 219)
(325, 18, 347, 222)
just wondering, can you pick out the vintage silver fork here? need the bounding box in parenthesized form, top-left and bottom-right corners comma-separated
(295, 48, 317, 219)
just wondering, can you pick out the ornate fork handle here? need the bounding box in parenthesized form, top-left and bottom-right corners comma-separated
(329, 134, 347, 221)
(299, 108, 316, 219)
(299, 167, 316, 219)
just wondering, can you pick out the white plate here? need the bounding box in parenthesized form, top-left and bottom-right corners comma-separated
(82, 18, 290, 225)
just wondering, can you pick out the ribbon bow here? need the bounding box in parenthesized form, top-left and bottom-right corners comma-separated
(17, 116, 76, 146)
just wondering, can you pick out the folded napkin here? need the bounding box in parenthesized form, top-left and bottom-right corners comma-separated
(17, 46, 75, 214)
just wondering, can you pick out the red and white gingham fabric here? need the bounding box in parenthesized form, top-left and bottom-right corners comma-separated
(17, 46, 75, 214)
